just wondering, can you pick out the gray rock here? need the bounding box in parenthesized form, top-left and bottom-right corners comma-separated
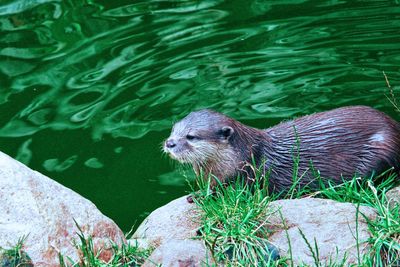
(131, 195, 200, 248)
(267, 198, 377, 266)
(0, 151, 125, 267)
(142, 239, 214, 267)
(386, 186, 400, 209)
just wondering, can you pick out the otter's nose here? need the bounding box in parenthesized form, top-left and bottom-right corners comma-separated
(165, 139, 176, 148)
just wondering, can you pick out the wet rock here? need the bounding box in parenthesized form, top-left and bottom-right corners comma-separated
(0, 151, 125, 267)
(142, 239, 214, 267)
(386, 186, 400, 209)
(264, 241, 281, 261)
(131, 195, 200, 248)
(267, 198, 377, 266)
(224, 239, 280, 263)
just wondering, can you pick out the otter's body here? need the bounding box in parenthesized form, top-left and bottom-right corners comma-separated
(164, 106, 400, 192)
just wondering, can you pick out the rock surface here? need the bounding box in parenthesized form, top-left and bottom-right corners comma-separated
(132, 195, 200, 248)
(0, 151, 125, 267)
(267, 198, 377, 266)
(142, 239, 214, 267)
(386, 186, 400, 209)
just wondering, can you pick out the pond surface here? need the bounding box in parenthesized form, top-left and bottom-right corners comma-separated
(0, 0, 400, 232)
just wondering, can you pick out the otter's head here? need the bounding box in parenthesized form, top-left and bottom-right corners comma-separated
(164, 110, 237, 176)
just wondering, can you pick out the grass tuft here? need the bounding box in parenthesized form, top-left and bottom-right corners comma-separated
(192, 163, 286, 266)
(0, 236, 33, 267)
(59, 221, 152, 267)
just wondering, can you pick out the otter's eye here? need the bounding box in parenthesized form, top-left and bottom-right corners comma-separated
(186, 134, 196, 140)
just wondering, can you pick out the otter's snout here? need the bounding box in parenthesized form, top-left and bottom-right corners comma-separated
(165, 139, 176, 148)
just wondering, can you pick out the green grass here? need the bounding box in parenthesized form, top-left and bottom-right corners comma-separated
(0, 236, 33, 267)
(191, 162, 287, 266)
(0, 226, 152, 267)
(191, 160, 400, 266)
(59, 222, 152, 267)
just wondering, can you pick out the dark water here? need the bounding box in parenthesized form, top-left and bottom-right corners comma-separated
(0, 0, 400, 231)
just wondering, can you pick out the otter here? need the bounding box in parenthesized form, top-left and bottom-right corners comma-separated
(163, 106, 400, 194)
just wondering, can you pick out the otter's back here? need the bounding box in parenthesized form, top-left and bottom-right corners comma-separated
(264, 106, 400, 190)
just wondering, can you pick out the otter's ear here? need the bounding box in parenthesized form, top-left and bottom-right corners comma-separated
(218, 126, 234, 141)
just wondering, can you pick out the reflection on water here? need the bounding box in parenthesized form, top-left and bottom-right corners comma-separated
(0, 0, 400, 231)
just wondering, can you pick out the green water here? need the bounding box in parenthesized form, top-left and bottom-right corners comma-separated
(0, 0, 400, 231)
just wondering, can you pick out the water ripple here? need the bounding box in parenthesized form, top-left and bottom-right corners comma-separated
(1, 0, 400, 146)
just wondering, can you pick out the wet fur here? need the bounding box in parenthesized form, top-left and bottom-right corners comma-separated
(165, 106, 400, 193)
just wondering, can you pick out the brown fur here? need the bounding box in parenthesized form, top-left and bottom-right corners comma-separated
(164, 106, 400, 193)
